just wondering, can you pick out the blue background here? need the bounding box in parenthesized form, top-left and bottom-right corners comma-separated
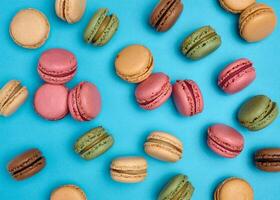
(1, 0, 280, 199)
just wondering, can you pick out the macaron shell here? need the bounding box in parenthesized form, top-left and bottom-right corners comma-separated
(65, 0, 86, 23)
(68, 88, 84, 121)
(219, 0, 255, 13)
(255, 148, 280, 172)
(51, 185, 87, 200)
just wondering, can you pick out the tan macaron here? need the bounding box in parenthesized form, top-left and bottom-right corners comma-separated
(144, 131, 183, 162)
(10, 9, 50, 49)
(214, 177, 254, 200)
(50, 185, 87, 200)
(110, 156, 147, 183)
(115, 45, 154, 83)
(219, 0, 255, 13)
(55, 0, 86, 23)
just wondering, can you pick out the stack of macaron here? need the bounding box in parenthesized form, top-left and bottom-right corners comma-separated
(34, 48, 101, 121)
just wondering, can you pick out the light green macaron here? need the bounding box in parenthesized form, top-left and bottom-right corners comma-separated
(158, 174, 194, 200)
(238, 95, 278, 131)
(74, 126, 114, 160)
(84, 8, 119, 46)
(181, 26, 221, 60)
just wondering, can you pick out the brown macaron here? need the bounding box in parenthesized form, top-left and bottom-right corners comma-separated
(254, 148, 280, 172)
(150, 0, 183, 32)
(7, 148, 46, 180)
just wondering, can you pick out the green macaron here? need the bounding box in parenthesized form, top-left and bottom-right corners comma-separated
(158, 174, 194, 200)
(238, 95, 278, 131)
(181, 26, 221, 60)
(74, 126, 114, 160)
(84, 8, 119, 46)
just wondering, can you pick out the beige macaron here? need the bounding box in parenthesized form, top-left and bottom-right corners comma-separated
(219, 0, 255, 13)
(50, 185, 87, 200)
(10, 9, 50, 49)
(0, 80, 28, 117)
(55, 0, 86, 23)
(144, 131, 183, 162)
(214, 177, 254, 200)
(110, 156, 147, 183)
(239, 3, 277, 42)
(115, 45, 154, 83)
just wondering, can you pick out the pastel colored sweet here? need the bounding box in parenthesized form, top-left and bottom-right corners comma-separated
(172, 80, 204, 116)
(144, 131, 183, 162)
(68, 81, 101, 121)
(150, 0, 183, 32)
(51, 185, 87, 200)
(158, 174, 194, 200)
(7, 148, 45, 181)
(181, 26, 221, 60)
(74, 126, 114, 160)
(219, 0, 255, 13)
(38, 48, 77, 84)
(0, 80, 28, 117)
(135, 73, 172, 110)
(214, 177, 254, 200)
(10, 9, 50, 49)
(238, 95, 278, 131)
(115, 45, 154, 83)
(239, 3, 277, 42)
(254, 148, 280, 172)
(110, 157, 147, 183)
(34, 84, 68, 121)
(84, 8, 119, 46)
(207, 124, 244, 158)
(55, 0, 86, 24)
(218, 58, 256, 94)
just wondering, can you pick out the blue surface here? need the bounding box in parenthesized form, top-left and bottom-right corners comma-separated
(1, 0, 280, 199)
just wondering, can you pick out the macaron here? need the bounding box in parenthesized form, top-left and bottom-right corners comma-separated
(55, 0, 86, 24)
(219, 0, 255, 13)
(172, 80, 204, 116)
(181, 26, 221, 60)
(34, 84, 69, 121)
(84, 8, 119, 46)
(214, 177, 254, 200)
(150, 0, 183, 32)
(38, 48, 77, 84)
(50, 185, 87, 200)
(238, 95, 278, 131)
(158, 174, 194, 200)
(115, 45, 154, 83)
(110, 157, 147, 183)
(10, 8, 50, 49)
(218, 58, 256, 94)
(135, 73, 172, 110)
(74, 126, 114, 160)
(254, 148, 280, 172)
(239, 3, 277, 42)
(7, 148, 46, 181)
(0, 80, 28, 117)
(207, 124, 244, 158)
(144, 131, 183, 162)
(68, 81, 101, 121)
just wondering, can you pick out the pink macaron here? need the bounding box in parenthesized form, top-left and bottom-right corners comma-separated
(135, 72, 172, 110)
(172, 80, 204, 116)
(218, 58, 256, 94)
(38, 48, 77, 84)
(68, 81, 101, 121)
(34, 84, 69, 120)
(207, 124, 244, 158)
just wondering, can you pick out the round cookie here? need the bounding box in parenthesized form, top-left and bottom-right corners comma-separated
(51, 185, 87, 200)
(219, 0, 255, 13)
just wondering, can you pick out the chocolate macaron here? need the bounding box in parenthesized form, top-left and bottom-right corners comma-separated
(254, 148, 280, 172)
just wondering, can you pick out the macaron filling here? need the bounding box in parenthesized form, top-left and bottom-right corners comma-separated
(10, 156, 44, 176)
(154, 0, 177, 28)
(79, 134, 110, 155)
(92, 15, 111, 43)
(111, 169, 147, 175)
(0, 83, 23, 110)
(146, 138, 182, 154)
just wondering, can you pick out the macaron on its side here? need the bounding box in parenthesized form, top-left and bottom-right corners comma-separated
(50, 185, 87, 200)
(254, 148, 280, 172)
(219, 0, 255, 13)
(218, 58, 256, 94)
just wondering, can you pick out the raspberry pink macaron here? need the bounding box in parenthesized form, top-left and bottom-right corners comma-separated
(172, 80, 204, 116)
(207, 124, 244, 158)
(218, 58, 256, 94)
(34, 84, 69, 120)
(38, 48, 77, 84)
(68, 81, 101, 121)
(135, 72, 172, 110)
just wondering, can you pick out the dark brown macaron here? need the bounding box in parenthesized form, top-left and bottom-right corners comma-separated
(254, 148, 280, 172)
(7, 148, 46, 180)
(150, 0, 183, 32)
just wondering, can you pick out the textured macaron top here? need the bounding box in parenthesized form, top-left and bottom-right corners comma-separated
(50, 185, 87, 200)
(111, 157, 147, 170)
(55, 0, 86, 23)
(219, 0, 255, 13)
